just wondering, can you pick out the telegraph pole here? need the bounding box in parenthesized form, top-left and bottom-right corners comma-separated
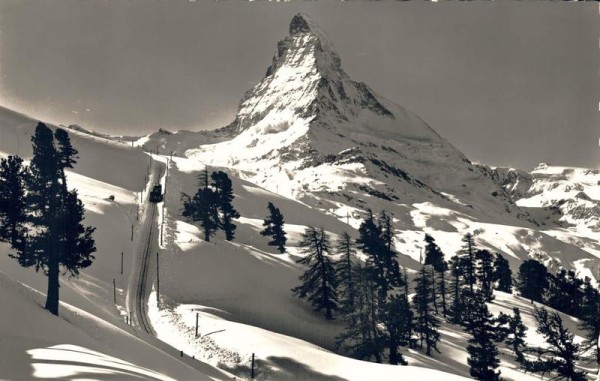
(156, 252, 160, 304)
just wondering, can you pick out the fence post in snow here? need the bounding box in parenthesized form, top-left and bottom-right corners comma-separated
(131, 225, 134, 241)
(251, 353, 255, 379)
(113, 278, 116, 304)
(195, 313, 199, 338)
(120, 252, 124, 274)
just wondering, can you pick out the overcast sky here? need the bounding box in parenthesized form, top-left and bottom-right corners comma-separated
(0, 1, 597, 170)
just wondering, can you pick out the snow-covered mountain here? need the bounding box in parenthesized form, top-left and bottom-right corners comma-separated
(485, 163, 600, 232)
(145, 14, 528, 226)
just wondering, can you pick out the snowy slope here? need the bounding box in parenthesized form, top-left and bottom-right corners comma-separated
(0, 108, 231, 380)
(0, 271, 228, 381)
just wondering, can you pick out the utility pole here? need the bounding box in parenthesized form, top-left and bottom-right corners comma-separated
(156, 252, 160, 304)
(165, 159, 169, 196)
(160, 222, 164, 246)
(120, 252, 124, 274)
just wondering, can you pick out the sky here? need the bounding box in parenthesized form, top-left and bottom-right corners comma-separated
(0, 1, 597, 170)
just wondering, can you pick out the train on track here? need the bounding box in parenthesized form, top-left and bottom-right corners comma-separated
(149, 184, 163, 203)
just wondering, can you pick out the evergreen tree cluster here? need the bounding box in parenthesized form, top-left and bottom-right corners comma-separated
(182, 169, 240, 242)
(0, 123, 96, 316)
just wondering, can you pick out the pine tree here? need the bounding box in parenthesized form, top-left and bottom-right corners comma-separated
(357, 210, 399, 304)
(58, 189, 96, 276)
(383, 294, 411, 365)
(458, 233, 477, 292)
(525, 308, 585, 381)
(505, 307, 527, 364)
(260, 202, 287, 253)
(517, 259, 549, 303)
(292, 227, 338, 320)
(448, 255, 465, 324)
(336, 232, 357, 314)
(547, 269, 583, 318)
(424, 234, 448, 317)
(578, 277, 600, 369)
(182, 187, 220, 242)
(464, 292, 501, 381)
(0, 155, 27, 252)
(476, 249, 495, 301)
(413, 265, 441, 356)
(11, 123, 96, 316)
(54, 127, 78, 195)
(494, 253, 512, 293)
(336, 265, 385, 363)
(211, 171, 240, 241)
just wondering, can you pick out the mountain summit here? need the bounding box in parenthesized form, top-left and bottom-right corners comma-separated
(181, 14, 527, 224)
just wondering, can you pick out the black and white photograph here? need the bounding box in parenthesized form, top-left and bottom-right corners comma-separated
(0, 1, 598, 380)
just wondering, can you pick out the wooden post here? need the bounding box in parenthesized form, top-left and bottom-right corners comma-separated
(156, 252, 160, 304)
(131, 224, 134, 241)
(195, 313, 199, 337)
(160, 223, 163, 246)
(165, 160, 169, 195)
(120, 252, 124, 274)
(251, 353, 255, 379)
(113, 278, 116, 304)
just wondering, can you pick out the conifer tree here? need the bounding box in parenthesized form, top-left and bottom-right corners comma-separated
(336, 232, 357, 314)
(182, 187, 220, 242)
(505, 307, 527, 364)
(54, 128, 78, 194)
(357, 210, 399, 304)
(424, 234, 448, 317)
(464, 292, 501, 381)
(525, 308, 585, 381)
(383, 294, 411, 365)
(336, 265, 385, 363)
(459, 233, 477, 292)
(292, 227, 338, 320)
(0, 155, 28, 252)
(211, 171, 240, 241)
(11, 123, 96, 316)
(260, 202, 287, 253)
(578, 277, 600, 369)
(448, 255, 465, 324)
(494, 253, 512, 293)
(547, 269, 583, 318)
(517, 259, 549, 303)
(476, 249, 495, 301)
(412, 265, 441, 356)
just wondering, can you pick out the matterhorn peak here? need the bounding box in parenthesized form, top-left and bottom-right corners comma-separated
(223, 13, 396, 138)
(289, 13, 317, 35)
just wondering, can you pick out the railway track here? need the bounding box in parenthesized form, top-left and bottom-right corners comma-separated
(135, 203, 157, 334)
